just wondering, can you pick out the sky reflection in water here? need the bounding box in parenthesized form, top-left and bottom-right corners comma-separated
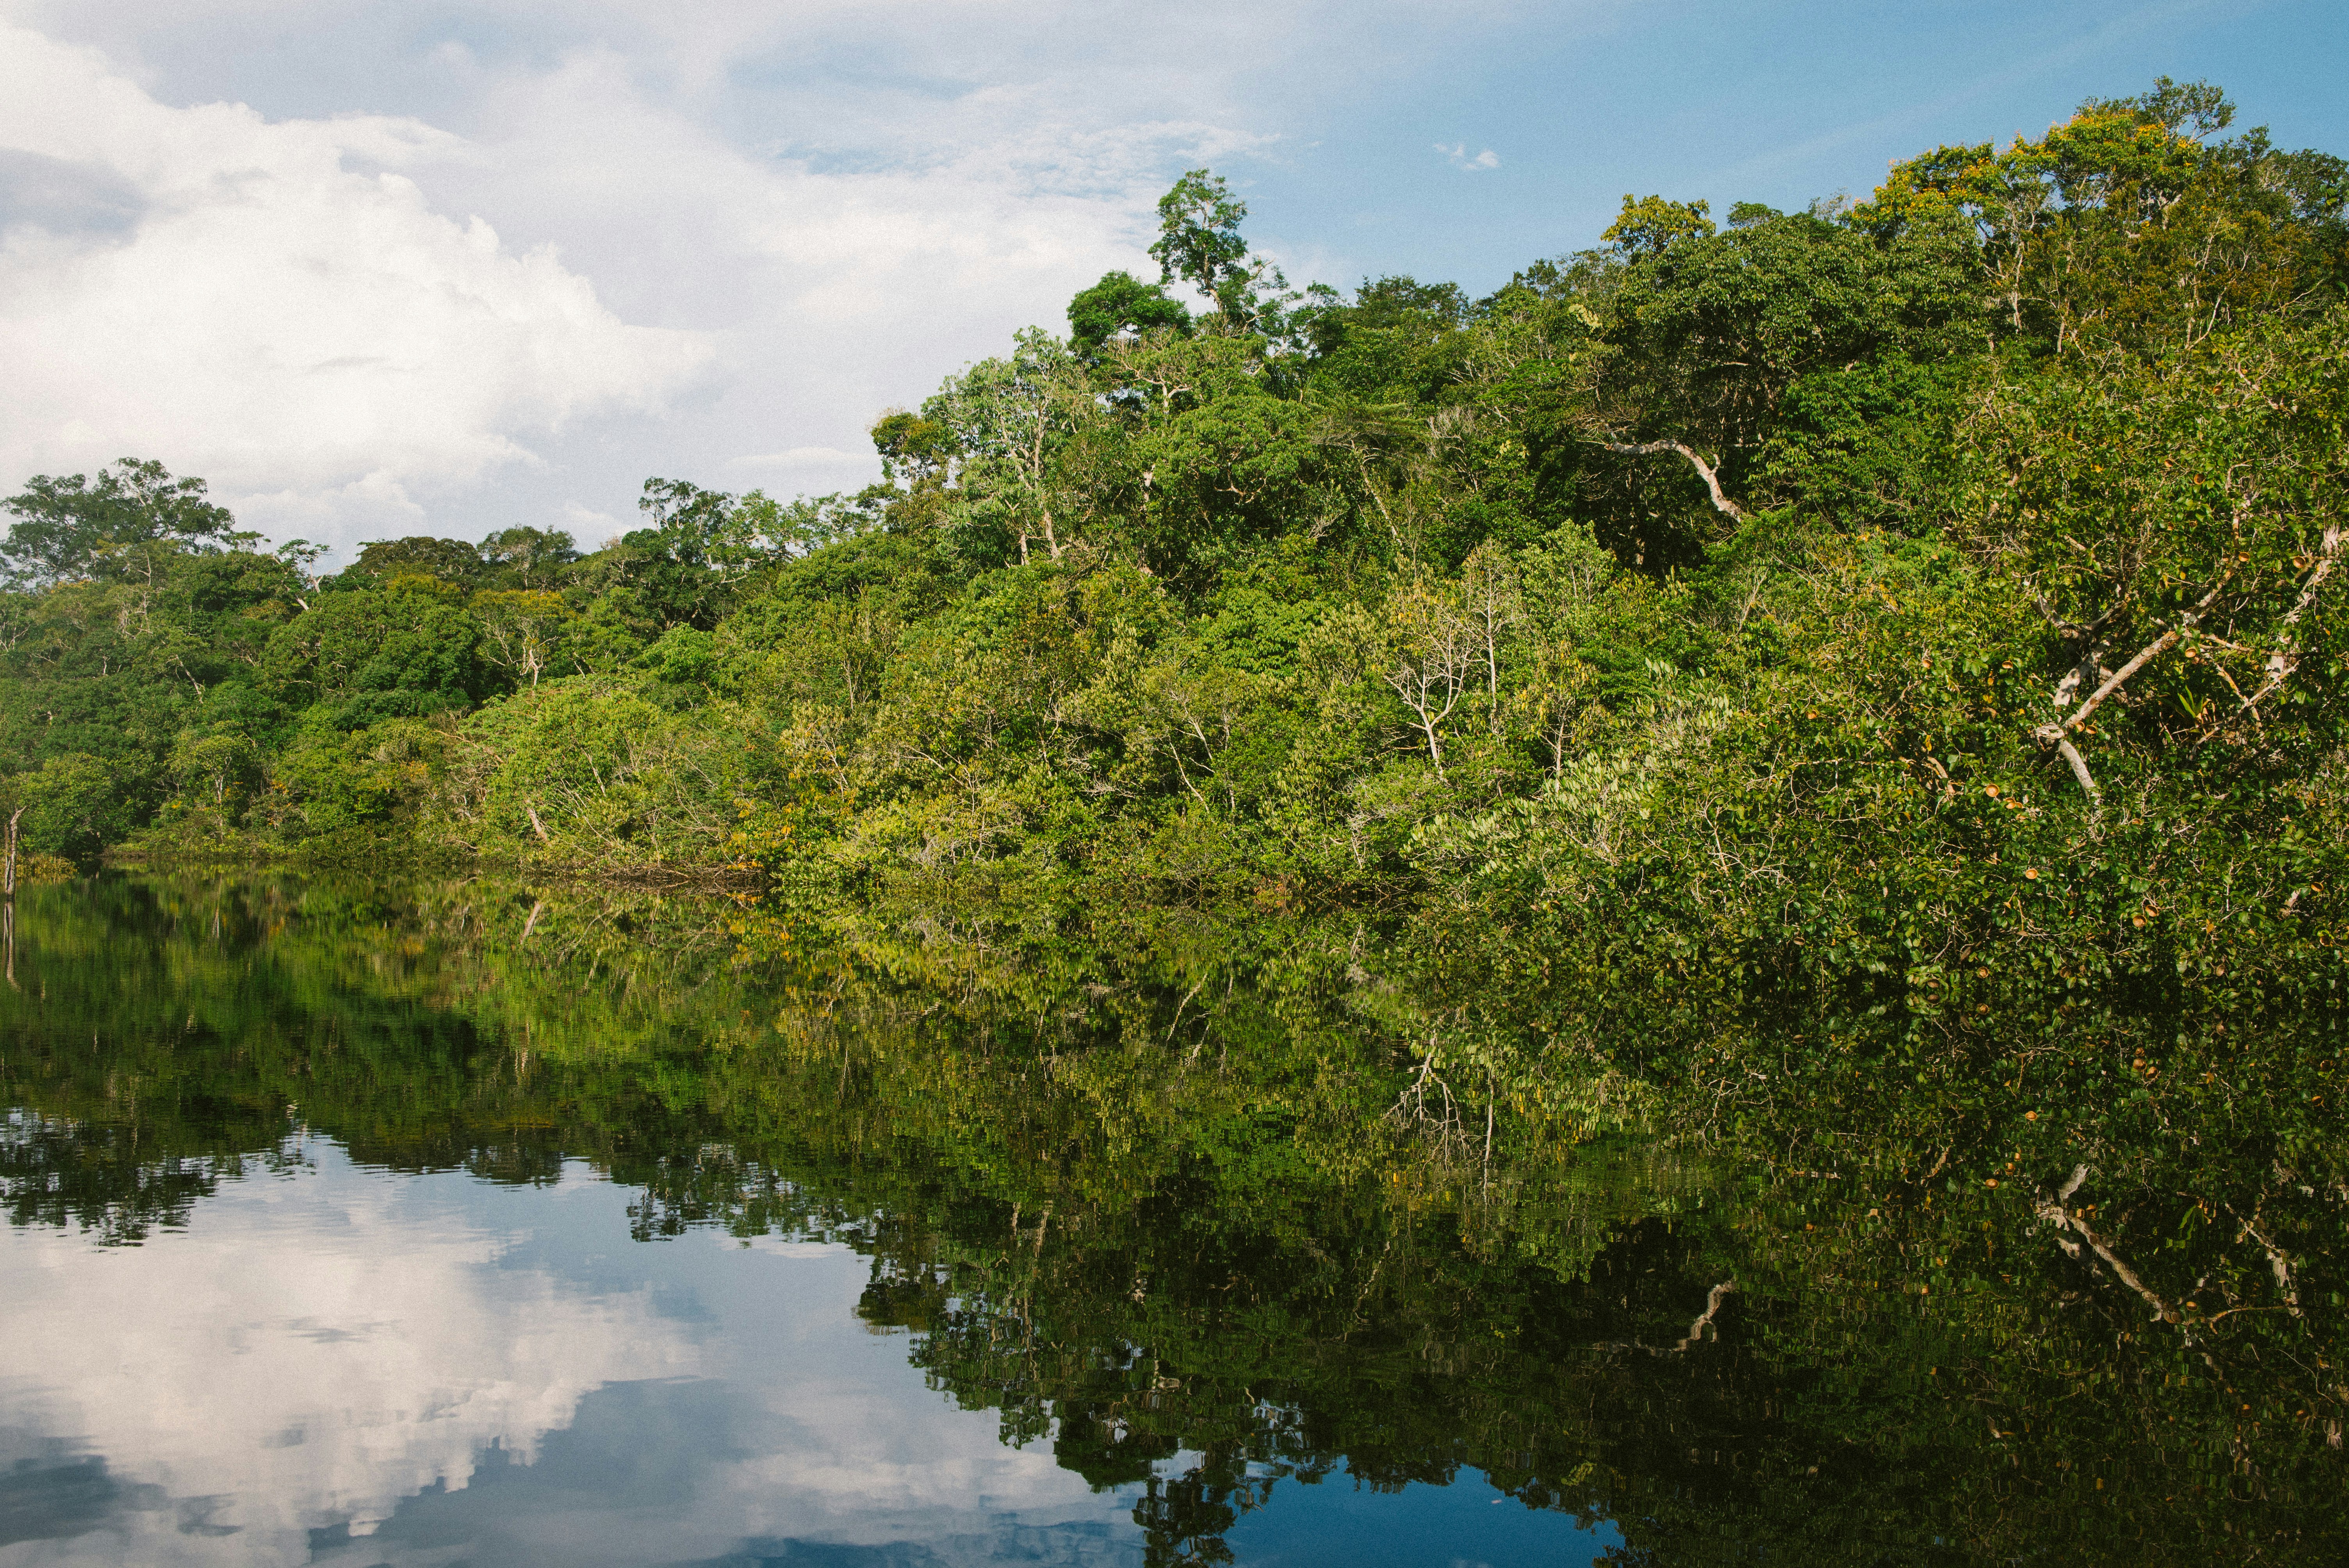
(0, 1139, 1613, 1568)
(7, 874, 2340, 1565)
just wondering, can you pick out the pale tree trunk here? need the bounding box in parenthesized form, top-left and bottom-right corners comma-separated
(1029, 410, 1061, 559)
(1381, 588, 1476, 778)
(2245, 521, 2343, 708)
(1458, 543, 1521, 734)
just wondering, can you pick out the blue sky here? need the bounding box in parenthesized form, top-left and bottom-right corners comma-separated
(1254, 0, 2349, 290)
(1, 0, 2341, 557)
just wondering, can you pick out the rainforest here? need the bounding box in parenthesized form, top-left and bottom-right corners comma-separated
(5, 79, 2345, 995)
(3, 75, 2349, 1565)
(5, 75, 2347, 1091)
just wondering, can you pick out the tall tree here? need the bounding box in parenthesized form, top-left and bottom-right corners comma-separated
(1150, 170, 1292, 334)
(1068, 270, 1192, 350)
(1, 459, 238, 588)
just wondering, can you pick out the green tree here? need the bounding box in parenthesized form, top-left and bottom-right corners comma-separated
(470, 588, 575, 690)
(1587, 200, 1978, 554)
(1, 458, 238, 588)
(1857, 78, 2348, 358)
(16, 752, 144, 861)
(260, 587, 492, 728)
(342, 535, 487, 589)
(478, 526, 579, 588)
(1068, 269, 1193, 349)
(1600, 193, 1716, 259)
(1150, 169, 1292, 333)
(922, 328, 1094, 565)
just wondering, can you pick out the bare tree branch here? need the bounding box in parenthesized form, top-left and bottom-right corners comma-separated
(2032, 566, 2240, 807)
(1602, 440, 1745, 522)
(2244, 521, 2343, 709)
(2049, 732, 2102, 811)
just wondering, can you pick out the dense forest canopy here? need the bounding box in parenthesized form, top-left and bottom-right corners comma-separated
(2, 78, 2344, 1035)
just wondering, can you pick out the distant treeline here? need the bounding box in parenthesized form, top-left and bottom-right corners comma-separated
(4, 77, 2345, 1029)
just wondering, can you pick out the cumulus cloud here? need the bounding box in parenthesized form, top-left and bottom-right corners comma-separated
(729, 446, 867, 472)
(0, 1146, 696, 1563)
(0, 1, 1542, 552)
(1437, 141, 1502, 171)
(0, 23, 709, 552)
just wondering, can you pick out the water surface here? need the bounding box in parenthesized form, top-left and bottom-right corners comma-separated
(0, 876, 2339, 1564)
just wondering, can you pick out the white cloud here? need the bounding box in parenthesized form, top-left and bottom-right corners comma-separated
(0, 1146, 696, 1562)
(1437, 141, 1502, 171)
(0, 2, 1551, 552)
(730, 446, 866, 471)
(0, 24, 711, 554)
(230, 471, 431, 550)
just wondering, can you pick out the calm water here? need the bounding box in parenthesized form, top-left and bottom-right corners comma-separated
(0, 877, 2341, 1565)
(0, 1138, 1606, 1567)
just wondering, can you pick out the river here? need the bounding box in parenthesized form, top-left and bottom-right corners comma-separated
(0, 875, 2339, 1564)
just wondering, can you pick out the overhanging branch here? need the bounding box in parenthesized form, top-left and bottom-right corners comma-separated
(2031, 565, 2239, 807)
(1602, 440, 1745, 522)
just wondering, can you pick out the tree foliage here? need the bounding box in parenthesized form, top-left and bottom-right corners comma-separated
(0, 74, 2339, 1066)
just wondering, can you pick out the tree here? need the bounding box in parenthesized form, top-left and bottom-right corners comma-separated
(1600, 194, 1716, 260)
(1, 459, 237, 588)
(640, 477, 795, 573)
(1959, 313, 2348, 814)
(741, 489, 891, 557)
(578, 479, 782, 633)
(1110, 335, 1328, 584)
(922, 328, 1093, 565)
(1150, 169, 1290, 333)
(870, 411, 959, 489)
(1855, 78, 2348, 358)
(1301, 276, 1471, 400)
(1380, 579, 1478, 777)
(1458, 542, 1523, 729)
(16, 752, 143, 861)
(168, 730, 266, 819)
(344, 535, 486, 588)
(260, 588, 491, 728)
(1068, 270, 1192, 349)
(471, 589, 574, 690)
(479, 527, 578, 589)
(1586, 200, 1978, 545)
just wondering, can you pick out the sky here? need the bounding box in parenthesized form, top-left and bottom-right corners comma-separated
(1, 0, 2342, 563)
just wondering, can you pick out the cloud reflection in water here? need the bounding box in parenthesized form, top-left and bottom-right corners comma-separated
(0, 1141, 1142, 1567)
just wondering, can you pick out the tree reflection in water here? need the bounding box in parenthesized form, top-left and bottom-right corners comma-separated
(0, 873, 2340, 1564)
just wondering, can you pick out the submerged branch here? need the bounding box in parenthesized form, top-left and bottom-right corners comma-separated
(1675, 1282, 1736, 1351)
